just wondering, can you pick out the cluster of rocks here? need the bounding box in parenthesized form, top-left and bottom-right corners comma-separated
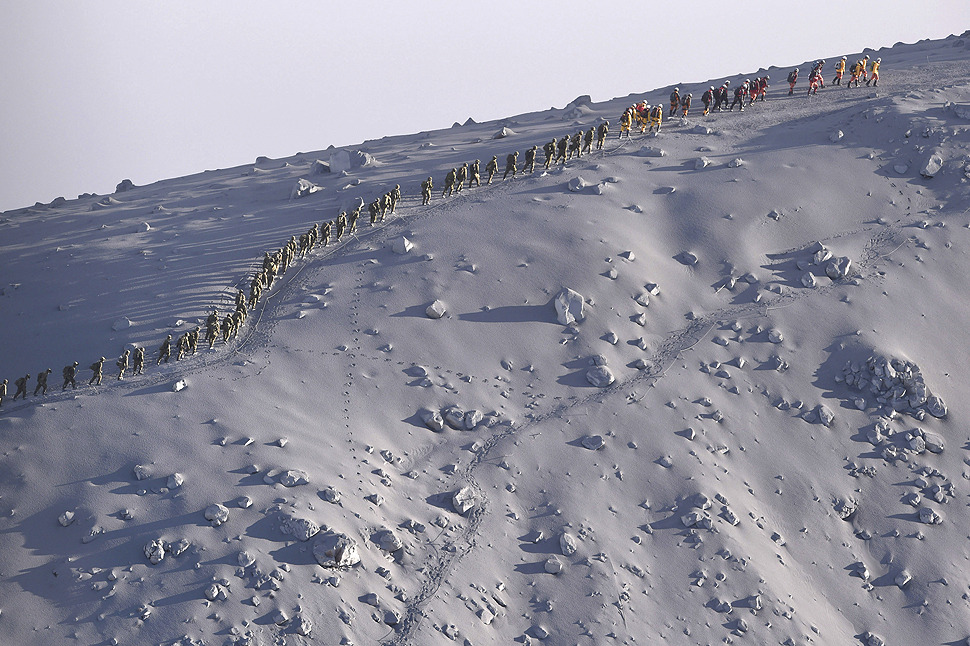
(798, 243, 853, 287)
(420, 405, 487, 432)
(143, 537, 191, 565)
(836, 353, 947, 419)
(585, 354, 615, 388)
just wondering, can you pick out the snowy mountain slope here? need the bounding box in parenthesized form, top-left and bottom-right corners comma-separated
(2, 33, 970, 646)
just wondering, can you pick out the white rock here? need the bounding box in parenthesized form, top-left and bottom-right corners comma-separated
(493, 126, 516, 139)
(426, 300, 447, 319)
(374, 529, 403, 552)
(58, 511, 76, 527)
(895, 570, 912, 587)
(800, 272, 817, 288)
(204, 504, 230, 527)
(918, 507, 943, 525)
(321, 487, 341, 503)
(464, 410, 484, 430)
(272, 609, 289, 625)
(133, 464, 152, 481)
(825, 256, 852, 279)
(280, 515, 320, 542)
(555, 288, 585, 325)
(691, 125, 714, 134)
(172, 379, 188, 392)
(544, 557, 564, 574)
(312, 532, 361, 568)
(290, 178, 322, 199)
(582, 435, 606, 450)
(279, 469, 310, 487)
(636, 146, 666, 157)
(237, 496, 253, 508)
(167, 473, 184, 489)
(391, 237, 413, 255)
(727, 158, 744, 168)
(238, 551, 256, 567)
(921, 152, 943, 178)
(567, 177, 587, 192)
(295, 616, 312, 636)
(560, 532, 578, 556)
(926, 395, 947, 418)
(204, 583, 227, 601)
(767, 329, 784, 344)
(420, 408, 445, 432)
(144, 539, 166, 565)
(111, 317, 132, 331)
(829, 130, 844, 142)
(816, 405, 835, 427)
(586, 366, 615, 388)
(695, 157, 712, 169)
(452, 486, 478, 515)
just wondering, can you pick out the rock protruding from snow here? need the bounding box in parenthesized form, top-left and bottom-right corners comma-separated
(167, 473, 184, 489)
(636, 146, 666, 158)
(58, 511, 76, 526)
(391, 237, 413, 255)
(115, 179, 136, 193)
(582, 435, 606, 450)
(586, 365, 615, 388)
(311, 159, 330, 174)
(544, 557, 564, 574)
(840, 353, 946, 418)
(420, 408, 446, 432)
(452, 486, 479, 515)
(567, 177, 588, 192)
(921, 152, 943, 178)
(728, 158, 744, 168)
(144, 539, 166, 565)
(559, 532, 578, 556)
(554, 288, 585, 325)
(204, 504, 230, 527)
(290, 178, 322, 199)
(919, 507, 943, 525)
(111, 317, 132, 331)
(280, 515, 320, 542)
(426, 300, 447, 319)
(691, 125, 714, 135)
(313, 532, 361, 568)
(280, 469, 310, 487)
(694, 157, 712, 170)
(829, 130, 844, 142)
(493, 126, 517, 139)
(825, 256, 852, 279)
(133, 464, 151, 481)
(172, 378, 188, 392)
(373, 528, 403, 552)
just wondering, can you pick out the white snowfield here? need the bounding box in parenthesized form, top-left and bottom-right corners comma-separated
(2, 33, 970, 646)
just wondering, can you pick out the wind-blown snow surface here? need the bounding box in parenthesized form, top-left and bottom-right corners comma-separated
(3, 34, 970, 646)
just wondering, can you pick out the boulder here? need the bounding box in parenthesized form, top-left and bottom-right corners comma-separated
(694, 157, 712, 169)
(328, 150, 352, 173)
(464, 409, 484, 430)
(926, 394, 947, 418)
(493, 127, 517, 139)
(420, 408, 446, 432)
(204, 504, 230, 527)
(825, 256, 852, 279)
(115, 179, 136, 193)
(829, 130, 844, 142)
(313, 532, 361, 568)
(280, 516, 320, 542)
(373, 529, 403, 552)
(290, 178, 322, 199)
(311, 160, 330, 174)
(560, 532, 578, 556)
(554, 288, 585, 325)
(452, 486, 478, 515)
(636, 146, 666, 157)
(279, 469, 310, 487)
(567, 177, 587, 192)
(921, 152, 943, 178)
(727, 158, 744, 168)
(582, 435, 606, 450)
(426, 300, 447, 319)
(586, 365, 615, 388)
(391, 237, 413, 254)
(144, 539, 166, 565)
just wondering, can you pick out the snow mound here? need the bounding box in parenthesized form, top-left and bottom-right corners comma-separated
(493, 127, 517, 139)
(111, 317, 132, 331)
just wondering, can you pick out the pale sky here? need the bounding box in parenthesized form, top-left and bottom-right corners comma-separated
(1, 1, 967, 213)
